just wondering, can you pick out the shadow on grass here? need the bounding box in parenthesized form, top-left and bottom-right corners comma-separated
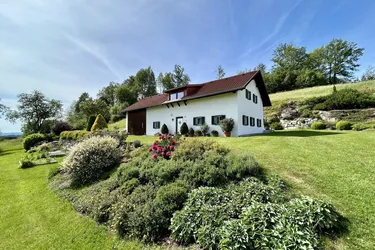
(262, 130, 343, 137)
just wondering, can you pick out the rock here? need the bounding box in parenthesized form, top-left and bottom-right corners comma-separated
(49, 150, 66, 157)
(318, 111, 336, 122)
(280, 107, 300, 120)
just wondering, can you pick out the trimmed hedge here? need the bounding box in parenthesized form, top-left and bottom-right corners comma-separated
(91, 114, 108, 131)
(60, 130, 90, 141)
(23, 133, 46, 151)
(180, 122, 188, 135)
(336, 121, 353, 130)
(86, 115, 97, 131)
(270, 122, 283, 130)
(161, 124, 169, 135)
(311, 121, 326, 130)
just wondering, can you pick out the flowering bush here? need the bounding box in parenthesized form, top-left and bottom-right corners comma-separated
(149, 135, 177, 160)
(61, 136, 122, 186)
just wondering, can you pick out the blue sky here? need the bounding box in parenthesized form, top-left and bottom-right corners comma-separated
(1, 0, 374, 132)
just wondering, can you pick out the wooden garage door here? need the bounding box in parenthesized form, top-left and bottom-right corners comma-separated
(128, 109, 146, 135)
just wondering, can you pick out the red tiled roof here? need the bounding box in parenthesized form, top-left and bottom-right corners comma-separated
(124, 93, 169, 112)
(124, 71, 271, 112)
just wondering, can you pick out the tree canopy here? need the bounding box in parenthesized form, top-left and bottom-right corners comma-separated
(6, 90, 62, 134)
(216, 65, 225, 79)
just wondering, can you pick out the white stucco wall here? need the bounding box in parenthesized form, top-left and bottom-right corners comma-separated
(236, 80, 264, 135)
(146, 93, 239, 136)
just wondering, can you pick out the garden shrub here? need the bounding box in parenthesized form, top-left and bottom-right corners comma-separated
(336, 121, 353, 130)
(180, 122, 188, 136)
(133, 140, 141, 148)
(52, 121, 73, 136)
(211, 130, 219, 137)
(23, 133, 46, 151)
(91, 114, 108, 131)
(89, 129, 128, 147)
(352, 123, 366, 131)
(59, 130, 90, 141)
(61, 136, 121, 186)
(194, 130, 202, 136)
(149, 135, 176, 160)
(86, 115, 97, 131)
(188, 127, 195, 137)
(170, 180, 344, 250)
(266, 115, 280, 124)
(270, 122, 283, 130)
(304, 89, 375, 111)
(311, 121, 326, 130)
(19, 154, 35, 169)
(220, 118, 235, 133)
(172, 139, 229, 162)
(200, 123, 209, 136)
(161, 124, 169, 135)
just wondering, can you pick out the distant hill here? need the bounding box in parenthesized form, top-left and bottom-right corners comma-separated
(0, 132, 23, 139)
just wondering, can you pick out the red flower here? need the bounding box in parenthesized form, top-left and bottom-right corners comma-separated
(157, 147, 162, 153)
(148, 148, 153, 152)
(166, 151, 171, 157)
(171, 140, 176, 145)
(167, 135, 171, 139)
(169, 145, 174, 151)
(152, 154, 157, 160)
(159, 136, 163, 140)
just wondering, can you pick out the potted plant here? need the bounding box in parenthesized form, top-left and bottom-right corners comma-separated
(220, 118, 234, 137)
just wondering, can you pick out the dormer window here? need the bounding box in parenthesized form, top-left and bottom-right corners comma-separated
(170, 91, 185, 101)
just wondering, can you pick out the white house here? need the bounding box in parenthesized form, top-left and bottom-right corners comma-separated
(124, 71, 271, 136)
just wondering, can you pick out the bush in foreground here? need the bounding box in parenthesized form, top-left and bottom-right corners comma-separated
(61, 136, 121, 186)
(170, 180, 344, 250)
(23, 133, 46, 151)
(311, 121, 326, 130)
(336, 121, 353, 130)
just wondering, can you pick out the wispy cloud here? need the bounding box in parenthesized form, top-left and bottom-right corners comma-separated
(239, 0, 303, 59)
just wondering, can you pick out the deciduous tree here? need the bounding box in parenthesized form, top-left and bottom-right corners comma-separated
(6, 90, 62, 134)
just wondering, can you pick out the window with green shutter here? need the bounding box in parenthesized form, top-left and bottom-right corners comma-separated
(242, 115, 249, 126)
(211, 115, 226, 125)
(250, 117, 255, 126)
(193, 116, 205, 126)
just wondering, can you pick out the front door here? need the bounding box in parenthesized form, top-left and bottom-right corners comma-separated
(175, 116, 183, 134)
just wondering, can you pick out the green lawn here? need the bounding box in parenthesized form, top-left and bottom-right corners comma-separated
(108, 119, 126, 130)
(2, 131, 375, 249)
(130, 131, 375, 249)
(0, 139, 164, 250)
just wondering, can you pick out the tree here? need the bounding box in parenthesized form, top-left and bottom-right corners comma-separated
(253, 63, 267, 73)
(97, 82, 119, 107)
(237, 69, 252, 75)
(361, 66, 375, 81)
(0, 99, 8, 118)
(135, 66, 157, 98)
(216, 65, 225, 79)
(6, 90, 62, 134)
(157, 72, 175, 92)
(172, 65, 190, 87)
(74, 92, 90, 113)
(320, 39, 364, 84)
(272, 43, 308, 71)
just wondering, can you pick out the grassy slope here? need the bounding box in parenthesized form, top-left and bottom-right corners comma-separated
(0, 139, 165, 250)
(266, 80, 375, 116)
(108, 119, 126, 130)
(270, 80, 375, 103)
(129, 131, 375, 250)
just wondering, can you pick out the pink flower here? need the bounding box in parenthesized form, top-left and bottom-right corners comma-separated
(166, 151, 171, 157)
(152, 154, 157, 160)
(157, 147, 162, 153)
(171, 140, 176, 145)
(169, 145, 174, 151)
(167, 135, 171, 140)
(148, 148, 152, 152)
(159, 136, 163, 140)
(161, 152, 165, 157)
